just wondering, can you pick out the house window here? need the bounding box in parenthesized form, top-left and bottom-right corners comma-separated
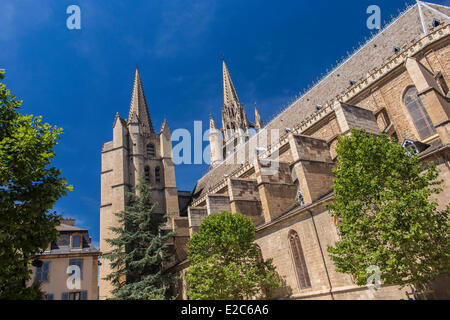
(35, 261, 50, 283)
(404, 86, 436, 140)
(62, 291, 88, 300)
(45, 293, 54, 300)
(144, 166, 151, 184)
(289, 230, 311, 290)
(69, 292, 81, 300)
(71, 235, 82, 248)
(155, 167, 161, 184)
(147, 143, 156, 158)
(69, 259, 83, 280)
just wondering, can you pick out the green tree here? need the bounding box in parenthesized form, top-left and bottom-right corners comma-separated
(186, 211, 281, 300)
(327, 129, 450, 295)
(103, 176, 176, 300)
(0, 69, 72, 299)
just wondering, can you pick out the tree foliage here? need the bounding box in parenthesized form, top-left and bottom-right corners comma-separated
(327, 129, 450, 294)
(103, 176, 176, 300)
(186, 211, 281, 300)
(0, 69, 72, 299)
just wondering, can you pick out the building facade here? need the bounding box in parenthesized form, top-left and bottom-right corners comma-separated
(100, 1, 450, 300)
(28, 218, 100, 300)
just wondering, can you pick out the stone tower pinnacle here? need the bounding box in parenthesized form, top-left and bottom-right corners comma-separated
(209, 114, 223, 167)
(209, 114, 217, 129)
(128, 67, 154, 133)
(254, 103, 264, 130)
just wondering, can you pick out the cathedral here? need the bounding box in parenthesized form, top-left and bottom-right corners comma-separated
(100, 1, 450, 300)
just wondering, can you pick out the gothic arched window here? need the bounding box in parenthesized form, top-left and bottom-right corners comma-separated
(155, 167, 161, 184)
(147, 143, 156, 158)
(144, 166, 151, 184)
(289, 230, 311, 290)
(404, 87, 436, 140)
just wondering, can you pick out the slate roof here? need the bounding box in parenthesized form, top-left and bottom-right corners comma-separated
(56, 224, 87, 232)
(39, 222, 100, 256)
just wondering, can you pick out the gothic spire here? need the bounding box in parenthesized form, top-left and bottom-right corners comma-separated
(222, 58, 241, 109)
(254, 103, 264, 130)
(128, 67, 154, 133)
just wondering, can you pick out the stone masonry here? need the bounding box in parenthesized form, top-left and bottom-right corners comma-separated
(100, 2, 450, 300)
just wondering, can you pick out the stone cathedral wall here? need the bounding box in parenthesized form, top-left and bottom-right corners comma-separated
(171, 10, 450, 299)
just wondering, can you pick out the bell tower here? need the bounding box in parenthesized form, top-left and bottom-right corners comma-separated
(99, 68, 180, 299)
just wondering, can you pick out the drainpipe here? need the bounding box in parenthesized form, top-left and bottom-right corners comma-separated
(308, 209, 334, 300)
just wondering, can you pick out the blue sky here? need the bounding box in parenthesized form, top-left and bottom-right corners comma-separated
(1, 0, 448, 248)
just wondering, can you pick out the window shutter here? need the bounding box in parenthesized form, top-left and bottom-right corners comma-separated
(35, 266, 42, 281)
(147, 144, 156, 158)
(144, 166, 151, 184)
(81, 291, 88, 300)
(62, 292, 69, 300)
(43, 261, 50, 282)
(79, 260, 83, 280)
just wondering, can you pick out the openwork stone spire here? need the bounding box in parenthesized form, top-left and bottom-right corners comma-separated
(223, 59, 241, 108)
(128, 67, 154, 133)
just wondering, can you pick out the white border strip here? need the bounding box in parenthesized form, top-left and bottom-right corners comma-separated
(418, 1, 429, 35)
(421, 1, 450, 20)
